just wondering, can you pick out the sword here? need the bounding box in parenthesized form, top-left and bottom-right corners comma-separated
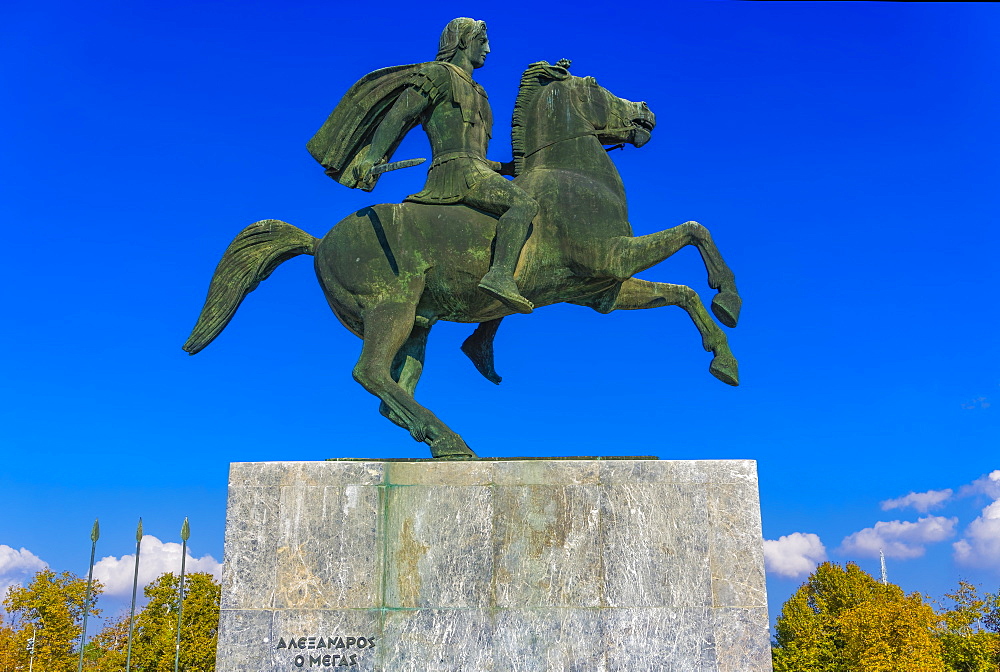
(369, 157, 426, 176)
(357, 157, 426, 191)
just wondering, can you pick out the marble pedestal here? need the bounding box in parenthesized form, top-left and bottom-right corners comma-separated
(216, 458, 771, 671)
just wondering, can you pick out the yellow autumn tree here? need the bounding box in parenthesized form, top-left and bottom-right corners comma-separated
(773, 561, 946, 671)
(0, 622, 26, 670)
(838, 587, 945, 671)
(2, 569, 102, 672)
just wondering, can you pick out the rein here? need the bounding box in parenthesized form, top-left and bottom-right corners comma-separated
(522, 126, 635, 159)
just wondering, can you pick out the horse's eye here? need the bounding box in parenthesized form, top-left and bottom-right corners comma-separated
(585, 76, 598, 86)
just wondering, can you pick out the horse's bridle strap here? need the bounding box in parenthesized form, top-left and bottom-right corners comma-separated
(522, 126, 635, 160)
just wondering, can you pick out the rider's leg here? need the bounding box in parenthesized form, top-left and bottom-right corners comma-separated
(463, 176, 538, 314)
(460, 318, 503, 385)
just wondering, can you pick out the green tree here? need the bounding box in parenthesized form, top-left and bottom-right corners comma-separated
(92, 572, 220, 672)
(937, 581, 1000, 672)
(2, 569, 102, 671)
(772, 561, 946, 672)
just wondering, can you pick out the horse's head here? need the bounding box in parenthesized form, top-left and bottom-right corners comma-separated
(512, 60, 656, 172)
(569, 70, 656, 149)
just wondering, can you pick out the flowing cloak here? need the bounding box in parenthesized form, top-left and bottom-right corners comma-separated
(306, 63, 425, 190)
(307, 62, 494, 195)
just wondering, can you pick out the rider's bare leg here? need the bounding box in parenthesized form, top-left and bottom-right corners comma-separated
(607, 277, 738, 386)
(598, 221, 741, 327)
(464, 177, 538, 314)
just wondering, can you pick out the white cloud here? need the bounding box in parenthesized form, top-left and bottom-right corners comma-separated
(0, 545, 48, 604)
(92, 535, 221, 597)
(881, 488, 953, 513)
(953, 479, 1000, 568)
(763, 532, 827, 578)
(958, 470, 1000, 500)
(840, 515, 958, 559)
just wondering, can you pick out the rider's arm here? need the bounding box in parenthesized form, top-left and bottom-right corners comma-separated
(364, 88, 427, 166)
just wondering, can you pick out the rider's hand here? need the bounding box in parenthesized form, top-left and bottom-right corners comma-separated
(493, 160, 516, 177)
(353, 154, 382, 190)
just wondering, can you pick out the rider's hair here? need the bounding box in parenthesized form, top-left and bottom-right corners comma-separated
(436, 18, 487, 62)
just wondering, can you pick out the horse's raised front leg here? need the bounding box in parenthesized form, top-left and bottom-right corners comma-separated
(601, 221, 741, 328)
(353, 301, 477, 459)
(611, 278, 739, 386)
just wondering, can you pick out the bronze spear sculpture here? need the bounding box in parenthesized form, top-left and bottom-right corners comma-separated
(173, 517, 189, 672)
(126, 518, 142, 671)
(77, 519, 99, 672)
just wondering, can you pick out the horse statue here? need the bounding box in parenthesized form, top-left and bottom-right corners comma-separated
(183, 60, 741, 459)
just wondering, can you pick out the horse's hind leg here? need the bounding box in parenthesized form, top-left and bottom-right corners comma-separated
(603, 222, 741, 328)
(610, 278, 738, 386)
(379, 323, 430, 424)
(354, 302, 476, 459)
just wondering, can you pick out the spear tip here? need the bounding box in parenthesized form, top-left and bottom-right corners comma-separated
(91, 518, 100, 543)
(136, 517, 144, 541)
(180, 517, 190, 541)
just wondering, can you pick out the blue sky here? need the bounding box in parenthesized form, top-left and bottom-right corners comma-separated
(2, 0, 998, 630)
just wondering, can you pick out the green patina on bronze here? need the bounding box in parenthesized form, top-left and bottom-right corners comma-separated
(183, 18, 741, 460)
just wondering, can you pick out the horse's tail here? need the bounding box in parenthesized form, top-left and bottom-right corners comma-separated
(183, 219, 318, 355)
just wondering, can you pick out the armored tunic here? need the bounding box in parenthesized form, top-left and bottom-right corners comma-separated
(404, 62, 498, 205)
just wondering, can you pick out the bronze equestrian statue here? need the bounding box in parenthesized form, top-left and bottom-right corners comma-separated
(183, 18, 741, 459)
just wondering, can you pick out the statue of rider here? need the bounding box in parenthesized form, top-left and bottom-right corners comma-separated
(306, 18, 538, 314)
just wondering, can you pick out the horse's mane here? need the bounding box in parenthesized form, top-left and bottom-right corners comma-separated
(511, 59, 572, 175)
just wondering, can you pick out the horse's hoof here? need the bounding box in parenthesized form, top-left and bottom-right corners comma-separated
(711, 291, 741, 328)
(430, 434, 478, 460)
(710, 355, 739, 387)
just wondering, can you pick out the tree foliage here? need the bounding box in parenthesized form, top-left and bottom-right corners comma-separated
(90, 571, 221, 672)
(0, 569, 219, 671)
(937, 581, 1000, 672)
(1, 569, 101, 671)
(773, 562, 1000, 672)
(773, 562, 946, 671)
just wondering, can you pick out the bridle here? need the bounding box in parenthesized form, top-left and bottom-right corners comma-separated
(521, 126, 636, 160)
(520, 80, 641, 160)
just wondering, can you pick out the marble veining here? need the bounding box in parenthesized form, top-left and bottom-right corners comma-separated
(217, 459, 771, 671)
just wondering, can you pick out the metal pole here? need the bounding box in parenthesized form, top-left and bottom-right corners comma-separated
(173, 518, 189, 672)
(28, 623, 35, 672)
(77, 519, 99, 672)
(126, 518, 143, 671)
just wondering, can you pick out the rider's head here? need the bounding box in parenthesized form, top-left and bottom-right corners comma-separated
(436, 18, 488, 64)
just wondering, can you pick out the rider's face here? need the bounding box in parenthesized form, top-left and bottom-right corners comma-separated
(467, 32, 490, 69)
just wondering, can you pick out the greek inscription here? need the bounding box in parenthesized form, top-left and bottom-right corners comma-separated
(291, 652, 360, 667)
(280, 635, 372, 667)
(276, 636, 375, 651)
